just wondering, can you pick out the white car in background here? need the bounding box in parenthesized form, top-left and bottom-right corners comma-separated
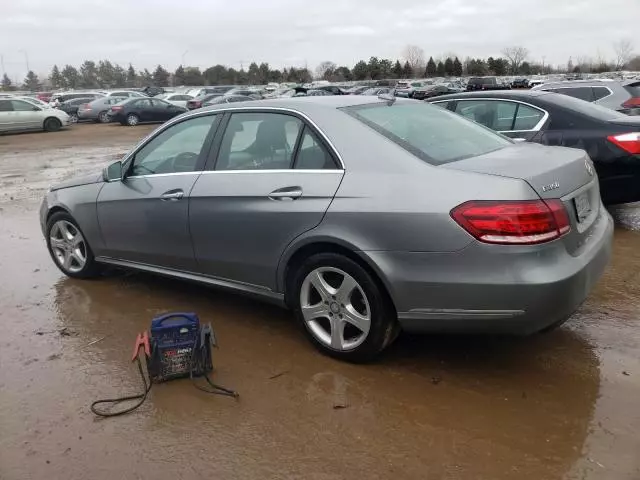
(0, 97, 70, 133)
(156, 92, 194, 108)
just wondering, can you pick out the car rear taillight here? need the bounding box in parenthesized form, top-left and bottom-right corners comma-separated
(621, 97, 640, 109)
(111, 106, 123, 111)
(607, 132, 640, 154)
(81, 104, 90, 110)
(451, 200, 571, 245)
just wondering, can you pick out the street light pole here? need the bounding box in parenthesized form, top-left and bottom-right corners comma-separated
(18, 49, 30, 73)
(181, 50, 188, 67)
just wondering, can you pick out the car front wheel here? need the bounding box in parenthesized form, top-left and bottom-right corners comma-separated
(290, 253, 399, 362)
(46, 212, 102, 279)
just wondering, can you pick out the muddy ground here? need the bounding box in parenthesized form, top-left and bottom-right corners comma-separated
(1, 124, 639, 480)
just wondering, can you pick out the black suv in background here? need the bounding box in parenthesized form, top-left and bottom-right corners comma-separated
(466, 77, 511, 91)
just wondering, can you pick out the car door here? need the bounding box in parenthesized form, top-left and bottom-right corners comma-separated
(132, 98, 153, 122)
(188, 111, 344, 290)
(0, 99, 15, 132)
(150, 98, 179, 121)
(9, 99, 43, 129)
(96, 113, 219, 270)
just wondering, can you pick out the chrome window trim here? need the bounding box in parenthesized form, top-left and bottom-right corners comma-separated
(126, 171, 202, 179)
(122, 106, 346, 171)
(433, 98, 549, 133)
(200, 169, 342, 175)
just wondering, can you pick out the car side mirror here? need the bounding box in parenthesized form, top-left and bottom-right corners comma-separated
(103, 160, 123, 182)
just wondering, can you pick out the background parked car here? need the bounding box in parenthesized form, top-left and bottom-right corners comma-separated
(15, 96, 52, 109)
(466, 77, 511, 91)
(429, 90, 640, 204)
(141, 86, 165, 97)
(511, 78, 530, 89)
(187, 93, 223, 110)
(156, 93, 194, 108)
(57, 97, 99, 123)
(103, 90, 146, 99)
(345, 85, 371, 95)
(186, 86, 235, 97)
(107, 97, 187, 126)
(360, 87, 394, 96)
(49, 92, 104, 108)
(224, 87, 263, 98)
(0, 97, 70, 133)
(77, 96, 128, 123)
(532, 79, 640, 115)
(412, 84, 462, 100)
(202, 95, 255, 107)
(395, 80, 432, 98)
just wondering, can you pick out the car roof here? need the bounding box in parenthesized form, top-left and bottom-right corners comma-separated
(200, 95, 390, 113)
(428, 90, 553, 102)
(534, 79, 621, 88)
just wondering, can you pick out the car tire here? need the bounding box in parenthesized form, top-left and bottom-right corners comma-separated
(126, 114, 139, 126)
(290, 252, 399, 363)
(69, 113, 78, 124)
(98, 111, 110, 123)
(43, 117, 62, 132)
(45, 211, 102, 279)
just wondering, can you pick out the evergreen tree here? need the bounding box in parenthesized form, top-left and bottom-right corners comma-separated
(49, 65, 63, 89)
(152, 65, 170, 86)
(126, 64, 137, 87)
(425, 56, 437, 77)
(61, 65, 80, 89)
(1, 73, 12, 90)
(444, 57, 454, 76)
(352, 60, 369, 80)
(23, 71, 41, 91)
(392, 60, 403, 78)
(173, 65, 186, 86)
(79, 60, 99, 88)
(436, 61, 445, 76)
(453, 57, 463, 76)
(402, 61, 413, 78)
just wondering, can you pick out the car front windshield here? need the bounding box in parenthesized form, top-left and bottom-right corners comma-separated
(342, 101, 511, 165)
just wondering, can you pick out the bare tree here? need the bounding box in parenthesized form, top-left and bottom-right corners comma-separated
(501, 46, 529, 74)
(613, 38, 634, 70)
(402, 45, 425, 72)
(315, 61, 336, 80)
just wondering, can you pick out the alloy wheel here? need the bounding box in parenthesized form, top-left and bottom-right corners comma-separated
(300, 267, 371, 351)
(69, 113, 78, 124)
(127, 114, 139, 126)
(49, 220, 87, 274)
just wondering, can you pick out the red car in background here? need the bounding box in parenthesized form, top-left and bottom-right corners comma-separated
(36, 92, 53, 102)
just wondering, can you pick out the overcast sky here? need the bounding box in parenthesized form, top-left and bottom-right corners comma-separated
(1, 0, 638, 80)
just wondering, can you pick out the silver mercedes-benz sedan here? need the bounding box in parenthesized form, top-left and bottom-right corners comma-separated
(40, 96, 613, 361)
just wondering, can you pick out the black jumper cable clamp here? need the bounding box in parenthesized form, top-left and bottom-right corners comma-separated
(91, 313, 238, 418)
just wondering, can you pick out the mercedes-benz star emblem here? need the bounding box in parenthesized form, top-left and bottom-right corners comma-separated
(585, 159, 593, 176)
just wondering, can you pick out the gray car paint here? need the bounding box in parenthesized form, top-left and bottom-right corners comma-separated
(40, 96, 613, 334)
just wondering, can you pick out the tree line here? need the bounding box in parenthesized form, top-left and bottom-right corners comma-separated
(0, 41, 637, 92)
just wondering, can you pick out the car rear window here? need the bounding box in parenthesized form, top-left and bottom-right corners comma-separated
(342, 102, 511, 165)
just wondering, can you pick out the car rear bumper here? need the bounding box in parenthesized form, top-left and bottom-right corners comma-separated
(363, 206, 613, 334)
(77, 110, 98, 120)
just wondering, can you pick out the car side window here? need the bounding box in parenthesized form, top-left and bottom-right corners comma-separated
(294, 128, 338, 170)
(215, 113, 303, 170)
(0, 100, 13, 112)
(553, 87, 594, 102)
(129, 115, 217, 176)
(10, 100, 36, 112)
(592, 87, 611, 101)
(513, 104, 545, 130)
(454, 100, 507, 130)
(136, 99, 153, 108)
(150, 99, 168, 108)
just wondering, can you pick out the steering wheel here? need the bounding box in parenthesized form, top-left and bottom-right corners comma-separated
(172, 152, 199, 172)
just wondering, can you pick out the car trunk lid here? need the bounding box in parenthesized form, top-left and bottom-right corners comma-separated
(443, 142, 600, 254)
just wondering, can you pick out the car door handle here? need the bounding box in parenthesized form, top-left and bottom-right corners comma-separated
(161, 189, 184, 201)
(268, 187, 303, 201)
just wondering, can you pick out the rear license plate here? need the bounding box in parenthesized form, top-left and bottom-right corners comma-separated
(574, 192, 591, 222)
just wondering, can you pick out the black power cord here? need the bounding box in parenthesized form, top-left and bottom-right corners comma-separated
(90, 354, 152, 417)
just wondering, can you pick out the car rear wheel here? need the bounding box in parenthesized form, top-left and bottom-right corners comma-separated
(43, 117, 62, 132)
(98, 111, 110, 123)
(290, 253, 399, 362)
(126, 114, 139, 126)
(69, 113, 78, 124)
(46, 212, 102, 279)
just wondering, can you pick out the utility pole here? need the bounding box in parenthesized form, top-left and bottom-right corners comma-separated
(181, 50, 188, 67)
(541, 56, 546, 74)
(19, 49, 30, 73)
